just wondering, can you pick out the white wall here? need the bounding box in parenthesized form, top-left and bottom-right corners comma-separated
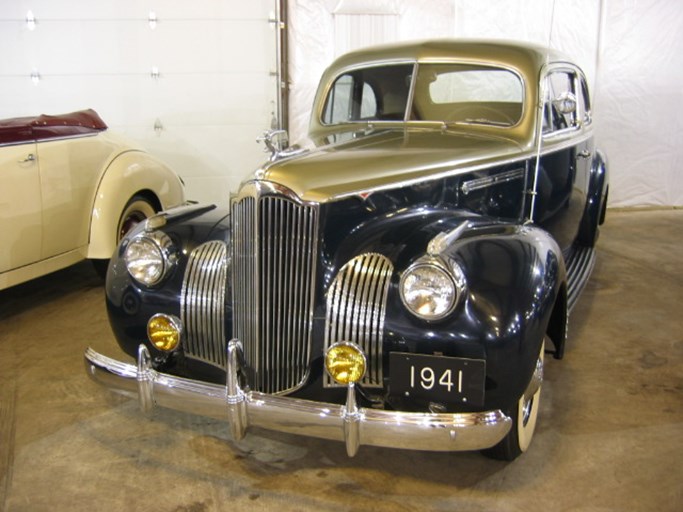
(288, 0, 683, 207)
(2, 1, 680, 208)
(0, 0, 279, 207)
(288, 0, 456, 145)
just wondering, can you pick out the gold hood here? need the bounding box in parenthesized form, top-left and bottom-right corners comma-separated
(259, 127, 526, 203)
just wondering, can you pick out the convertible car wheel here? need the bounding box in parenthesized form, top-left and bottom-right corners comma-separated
(117, 195, 157, 241)
(93, 195, 157, 278)
(483, 339, 545, 461)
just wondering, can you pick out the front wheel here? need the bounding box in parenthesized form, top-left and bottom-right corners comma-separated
(483, 339, 545, 460)
(117, 195, 157, 241)
(92, 194, 157, 278)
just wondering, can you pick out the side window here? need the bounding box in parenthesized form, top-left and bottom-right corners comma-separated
(542, 70, 578, 135)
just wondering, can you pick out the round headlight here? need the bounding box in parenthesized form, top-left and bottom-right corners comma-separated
(147, 313, 182, 352)
(124, 232, 174, 286)
(400, 261, 462, 320)
(325, 342, 366, 385)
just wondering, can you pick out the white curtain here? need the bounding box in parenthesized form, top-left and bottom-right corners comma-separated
(289, 0, 683, 207)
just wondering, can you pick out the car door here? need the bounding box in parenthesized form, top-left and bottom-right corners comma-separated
(0, 142, 43, 273)
(532, 67, 590, 252)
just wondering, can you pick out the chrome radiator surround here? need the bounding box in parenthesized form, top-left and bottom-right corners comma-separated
(231, 181, 319, 394)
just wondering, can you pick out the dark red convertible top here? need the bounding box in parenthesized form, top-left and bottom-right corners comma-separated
(0, 109, 108, 145)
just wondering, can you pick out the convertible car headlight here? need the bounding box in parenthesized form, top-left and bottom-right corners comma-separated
(124, 232, 175, 286)
(400, 260, 464, 320)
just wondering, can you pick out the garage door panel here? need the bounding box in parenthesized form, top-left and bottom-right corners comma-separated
(0, 0, 277, 208)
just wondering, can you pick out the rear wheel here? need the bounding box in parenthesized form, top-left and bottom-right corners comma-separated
(483, 339, 545, 460)
(578, 186, 608, 247)
(92, 195, 157, 278)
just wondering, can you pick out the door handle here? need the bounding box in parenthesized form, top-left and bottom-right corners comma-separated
(578, 150, 591, 159)
(18, 153, 36, 163)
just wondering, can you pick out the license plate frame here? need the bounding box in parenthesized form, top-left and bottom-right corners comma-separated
(389, 352, 486, 407)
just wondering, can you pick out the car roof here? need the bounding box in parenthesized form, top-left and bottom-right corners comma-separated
(326, 39, 572, 77)
(0, 109, 107, 146)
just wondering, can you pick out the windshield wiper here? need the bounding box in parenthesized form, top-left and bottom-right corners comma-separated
(461, 118, 510, 127)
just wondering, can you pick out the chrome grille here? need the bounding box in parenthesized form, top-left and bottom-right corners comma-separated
(324, 253, 393, 387)
(232, 186, 318, 394)
(180, 241, 228, 367)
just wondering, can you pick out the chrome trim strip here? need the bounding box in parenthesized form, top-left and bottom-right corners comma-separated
(84, 345, 512, 455)
(0, 132, 101, 148)
(427, 221, 471, 256)
(461, 167, 526, 195)
(566, 245, 596, 312)
(324, 253, 393, 388)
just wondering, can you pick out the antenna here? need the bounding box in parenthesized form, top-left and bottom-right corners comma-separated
(547, 0, 557, 49)
(528, 0, 557, 223)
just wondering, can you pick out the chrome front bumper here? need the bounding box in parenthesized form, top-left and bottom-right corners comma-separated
(84, 341, 511, 456)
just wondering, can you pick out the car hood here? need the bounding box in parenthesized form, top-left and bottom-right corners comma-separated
(259, 128, 527, 203)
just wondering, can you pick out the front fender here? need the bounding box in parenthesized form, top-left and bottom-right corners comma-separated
(105, 205, 230, 374)
(440, 223, 563, 407)
(87, 150, 185, 259)
(336, 210, 564, 410)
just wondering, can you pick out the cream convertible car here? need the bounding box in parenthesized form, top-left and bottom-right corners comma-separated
(0, 109, 185, 289)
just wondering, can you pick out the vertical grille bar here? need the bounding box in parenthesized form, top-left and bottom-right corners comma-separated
(324, 253, 393, 387)
(232, 186, 318, 394)
(180, 241, 228, 367)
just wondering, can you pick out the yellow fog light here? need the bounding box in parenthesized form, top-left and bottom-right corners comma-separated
(325, 342, 366, 385)
(147, 314, 182, 352)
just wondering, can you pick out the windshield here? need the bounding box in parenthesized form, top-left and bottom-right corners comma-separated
(322, 63, 524, 127)
(322, 64, 414, 124)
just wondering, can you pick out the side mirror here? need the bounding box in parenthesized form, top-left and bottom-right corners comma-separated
(553, 92, 577, 115)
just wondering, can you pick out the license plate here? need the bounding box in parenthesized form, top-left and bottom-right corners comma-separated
(390, 353, 486, 407)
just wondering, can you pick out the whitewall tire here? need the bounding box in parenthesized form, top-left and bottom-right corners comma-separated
(483, 338, 545, 460)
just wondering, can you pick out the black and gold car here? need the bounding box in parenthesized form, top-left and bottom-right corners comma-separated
(86, 40, 608, 460)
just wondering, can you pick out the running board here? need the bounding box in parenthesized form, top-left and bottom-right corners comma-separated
(566, 245, 596, 312)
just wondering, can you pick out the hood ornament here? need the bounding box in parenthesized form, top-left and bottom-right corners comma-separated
(257, 129, 308, 162)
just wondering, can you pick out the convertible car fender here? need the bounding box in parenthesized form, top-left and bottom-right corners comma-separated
(88, 150, 184, 259)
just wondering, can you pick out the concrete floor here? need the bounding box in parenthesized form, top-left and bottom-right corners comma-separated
(0, 209, 681, 512)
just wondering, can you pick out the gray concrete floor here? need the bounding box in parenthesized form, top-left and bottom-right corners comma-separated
(1, 209, 681, 512)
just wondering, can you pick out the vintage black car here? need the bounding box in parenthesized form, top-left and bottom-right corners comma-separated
(86, 40, 608, 460)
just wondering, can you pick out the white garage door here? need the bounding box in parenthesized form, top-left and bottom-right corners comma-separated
(0, 0, 279, 207)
